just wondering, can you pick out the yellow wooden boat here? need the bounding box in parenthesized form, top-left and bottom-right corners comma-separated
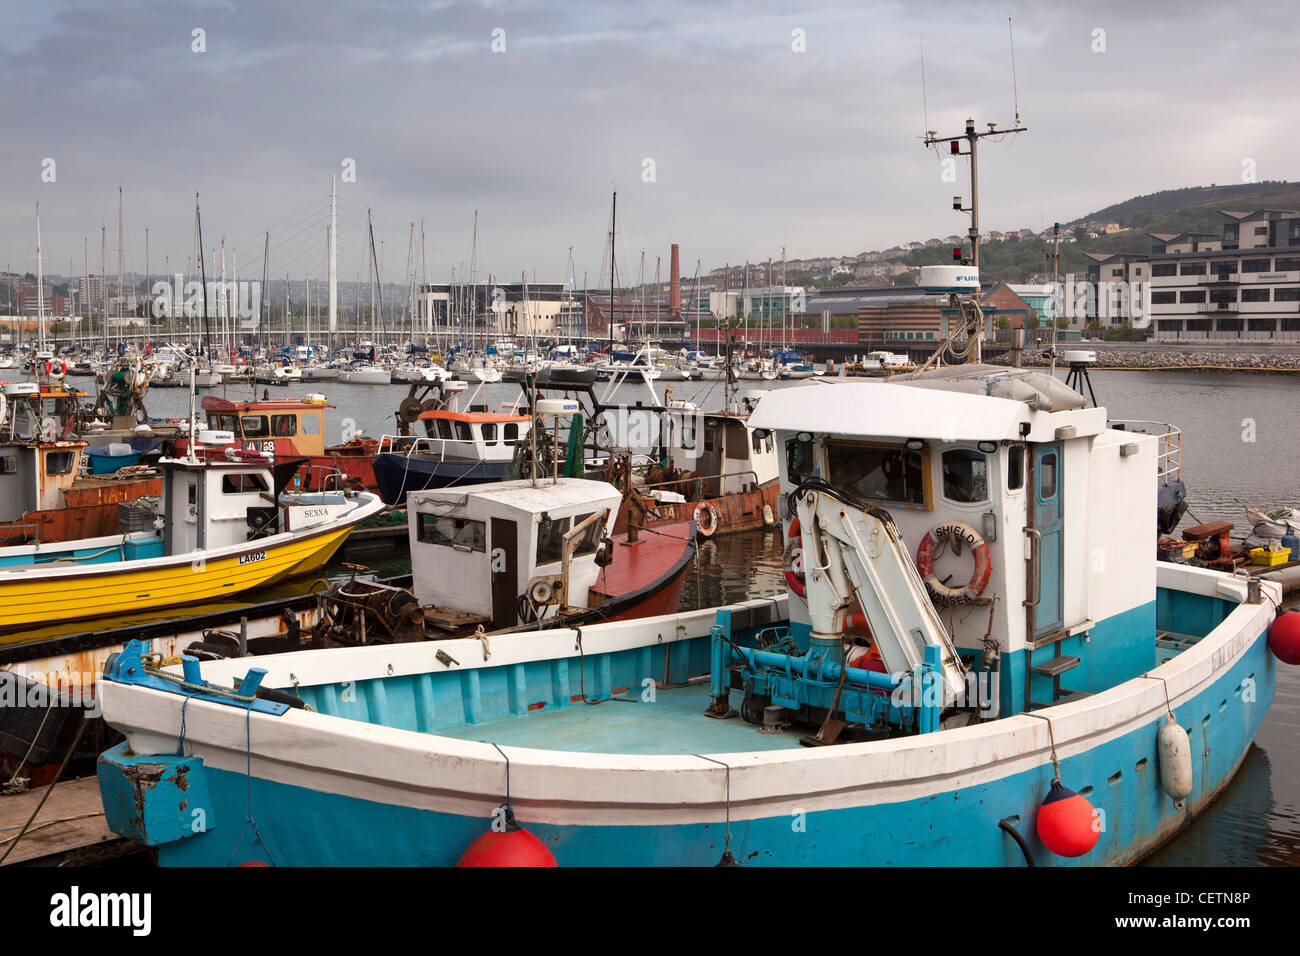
(0, 432, 385, 632)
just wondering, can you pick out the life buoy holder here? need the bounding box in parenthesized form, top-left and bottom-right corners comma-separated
(783, 516, 806, 598)
(694, 502, 719, 538)
(916, 521, 992, 605)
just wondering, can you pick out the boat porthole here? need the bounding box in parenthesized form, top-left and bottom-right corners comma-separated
(1108, 771, 1122, 785)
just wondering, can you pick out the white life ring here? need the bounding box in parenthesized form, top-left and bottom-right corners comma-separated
(916, 521, 992, 606)
(783, 516, 806, 598)
(694, 502, 719, 538)
(46, 357, 67, 378)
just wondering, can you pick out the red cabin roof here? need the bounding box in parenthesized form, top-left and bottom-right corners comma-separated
(417, 410, 530, 423)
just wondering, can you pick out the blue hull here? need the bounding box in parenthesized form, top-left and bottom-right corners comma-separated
(129, 622, 1274, 867)
(372, 453, 514, 505)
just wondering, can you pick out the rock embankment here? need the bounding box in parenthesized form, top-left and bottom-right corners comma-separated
(991, 349, 1300, 371)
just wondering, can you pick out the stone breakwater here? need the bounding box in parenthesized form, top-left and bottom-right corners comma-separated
(991, 349, 1300, 371)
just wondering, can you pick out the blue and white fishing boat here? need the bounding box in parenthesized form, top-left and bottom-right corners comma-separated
(94, 343, 1300, 865)
(371, 381, 534, 504)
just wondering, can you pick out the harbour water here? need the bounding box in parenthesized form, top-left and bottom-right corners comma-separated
(135, 368, 1300, 865)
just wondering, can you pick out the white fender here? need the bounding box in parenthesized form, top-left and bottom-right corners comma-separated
(1157, 712, 1193, 808)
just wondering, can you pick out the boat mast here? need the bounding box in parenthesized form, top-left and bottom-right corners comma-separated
(116, 187, 124, 352)
(1049, 221, 1061, 375)
(329, 175, 338, 351)
(420, 219, 427, 348)
(759, 256, 769, 356)
(367, 210, 386, 353)
(468, 211, 478, 354)
(82, 236, 88, 352)
(608, 191, 616, 352)
(654, 254, 661, 343)
(101, 226, 108, 354)
(35, 204, 45, 355)
(260, 233, 270, 357)
(196, 194, 210, 359)
(691, 259, 702, 356)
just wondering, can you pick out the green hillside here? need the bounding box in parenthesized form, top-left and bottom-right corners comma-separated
(891, 180, 1300, 283)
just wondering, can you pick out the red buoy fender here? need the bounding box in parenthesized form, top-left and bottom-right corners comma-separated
(458, 825, 557, 867)
(1268, 610, 1300, 665)
(1035, 781, 1101, 857)
(783, 516, 806, 598)
(916, 521, 992, 606)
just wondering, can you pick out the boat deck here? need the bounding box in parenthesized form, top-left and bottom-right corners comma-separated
(589, 522, 693, 602)
(436, 681, 808, 754)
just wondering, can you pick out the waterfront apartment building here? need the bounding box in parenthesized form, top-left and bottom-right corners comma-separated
(416, 281, 584, 340)
(1086, 210, 1300, 341)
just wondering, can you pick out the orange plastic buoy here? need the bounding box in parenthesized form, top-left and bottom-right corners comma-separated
(1268, 611, 1300, 665)
(457, 808, 557, 867)
(1035, 781, 1100, 857)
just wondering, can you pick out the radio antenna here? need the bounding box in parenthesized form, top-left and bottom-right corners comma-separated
(1008, 17, 1021, 127)
(920, 40, 932, 140)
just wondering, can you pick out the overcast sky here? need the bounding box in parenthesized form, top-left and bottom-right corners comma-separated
(2, 0, 1296, 289)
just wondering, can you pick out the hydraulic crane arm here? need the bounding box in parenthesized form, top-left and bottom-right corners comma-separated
(793, 481, 967, 707)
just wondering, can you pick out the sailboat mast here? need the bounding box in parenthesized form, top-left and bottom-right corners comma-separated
(196, 195, 209, 359)
(101, 227, 108, 353)
(35, 204, 45, 354)
(328, 175, 338, 350)
(608, 191, 616, 351)
(116, 187, 124, 350)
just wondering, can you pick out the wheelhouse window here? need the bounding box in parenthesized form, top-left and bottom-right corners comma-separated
(209, 414, 238, 433)
(418, 514, 486, 552)
(571, 513, 604, 556)
(45, 451, 75, 476)
(1039, 454, 1058, 499)
(785, 436, 814, 484)
(504, 423, 519, 442)
(825, 442, 926, 507)
(301, 413, 321, 435)
(222, 473, 269, 494)
(679, 418, 696, 450)
(271, 414, 297, 437)
(482, 422, 497, 445)
(536, 515, 570, 564)
(941, 449, 989, 503)
(0, 453, 16, 475)
(241, 415, 269, 438)
(1007, 445, 1025, 491)
(454, 421, 472, 441)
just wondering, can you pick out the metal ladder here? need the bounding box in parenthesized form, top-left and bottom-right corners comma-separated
(1027, 633, 1089, 709)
